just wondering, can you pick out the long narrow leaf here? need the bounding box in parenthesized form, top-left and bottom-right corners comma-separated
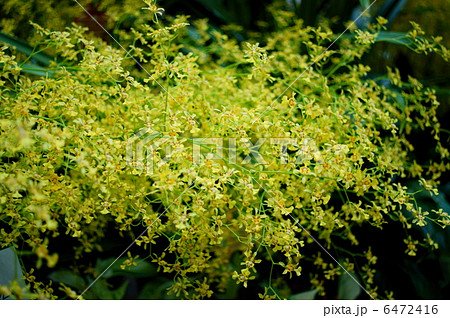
(20, 63, 54, 77)
(0, 31, 55, 66)
(359, 0, 370, 9)
(341, 31, 428, 48)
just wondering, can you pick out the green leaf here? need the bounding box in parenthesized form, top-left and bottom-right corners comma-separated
(359, 0, 370, 9)
(402, 262, 439, 299)
(215, 278, 239, 299)
(374, 31, 411, 45)
(0, 32, 55, 66)
(295, 0, 325, 26)
(187, 26, 202, 42)
(438, 252, 450, 286)
(20, 63, 54, 77)
(193, 0, 233, 24)
(341, 31, 429, 48)
(290, 289, 318, 300)
(431, 192, 450, 213)
(139, 280, 176, 300)
(431, 86, 450, 96)
(109, 280, 129, 300)
(84, 279, 129, 300)
(48, 270, 86, 290)
(337, 272, 362, 300)
(95, 257, 156, 279)
(375, 0, 408, 25)
(0, 247, 25, 288)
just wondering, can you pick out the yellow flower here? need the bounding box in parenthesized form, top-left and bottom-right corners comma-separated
(120, 252, 139, 270)
(404, 237, 419, 256)
(279, 261, 302, 278)
(240, 250, 262, 273)
(232, 269, 255, 288)
(142, 0, 165, 22)
(59, 283, 78, 299)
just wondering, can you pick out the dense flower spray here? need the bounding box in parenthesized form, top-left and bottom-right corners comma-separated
(0, 0, 449, 299)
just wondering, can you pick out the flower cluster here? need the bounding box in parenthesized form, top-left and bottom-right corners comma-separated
(0, 0, 449, 299)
